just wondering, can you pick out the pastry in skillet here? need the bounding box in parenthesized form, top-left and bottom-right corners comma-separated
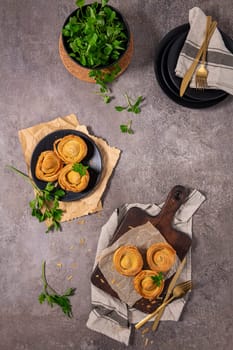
(35, 150, 63, 182)
(53, 134, 88, 163)
(58, 163, 90, 192)
(133, 270, 164, 300)
(113, 245, 143, 276)
(146, 242, 176, 273)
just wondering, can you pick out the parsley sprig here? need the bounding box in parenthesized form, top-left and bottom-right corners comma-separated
(115, 94, 144, 114)
(72, 162, 89, 176)
(39, 261, 76, 318)
(89, 64, 121, 103)
(120, 120, 134, 134)
(8, 165, 65, 233)
(151, 272, 164, 287)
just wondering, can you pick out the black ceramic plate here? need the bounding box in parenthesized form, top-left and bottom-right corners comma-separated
(30, 129, 103, 202)
(167, 24, 233, 101)
(155, 23, 231, 108)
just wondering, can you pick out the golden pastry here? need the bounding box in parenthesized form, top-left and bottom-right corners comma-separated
(113, 245, 143, 276)
(35, 150, 63, 182)
(133, 270, 164, 300)
(146, 242, 176, 273)
(58, 163, 90, 192)
(53, 135, 88, 163)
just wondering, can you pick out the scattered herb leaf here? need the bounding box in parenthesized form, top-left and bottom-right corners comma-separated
(72, 163, 89, 176)
(39, 261, 76, 318)
(8, 165, 65, 233)
(151, 272, 163, 287)
(120, 120, 134, 134)
(115, 94, 144, 114)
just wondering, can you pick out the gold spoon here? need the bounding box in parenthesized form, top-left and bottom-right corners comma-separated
(135, 280, 192, 330)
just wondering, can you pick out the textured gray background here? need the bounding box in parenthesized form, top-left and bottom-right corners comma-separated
(0, 0, 233, 349)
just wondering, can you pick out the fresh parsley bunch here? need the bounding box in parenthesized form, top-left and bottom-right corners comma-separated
(39, 261, 76, 318)
(63, 0, 128, 68)
(8, 166, 65, 233)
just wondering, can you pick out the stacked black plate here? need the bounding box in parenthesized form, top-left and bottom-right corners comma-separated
(155, 23, 233, 108)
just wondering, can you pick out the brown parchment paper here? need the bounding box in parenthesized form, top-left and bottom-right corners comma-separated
(18, 114, 121, 222)
(98, 221, 180, 307)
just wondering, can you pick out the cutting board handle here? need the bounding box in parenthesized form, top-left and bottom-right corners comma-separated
(150, 185, 189, 226)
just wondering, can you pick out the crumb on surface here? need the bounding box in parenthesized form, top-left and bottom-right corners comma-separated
(141, 327, 149, 335)
(71, 262, 78, 269)
(79, 238, 86, 245)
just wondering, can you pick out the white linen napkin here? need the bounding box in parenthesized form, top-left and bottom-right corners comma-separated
(86, 189, 206, 345)
(175, 7, 233, 95)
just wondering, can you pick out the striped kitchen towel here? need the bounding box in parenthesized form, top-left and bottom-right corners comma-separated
(86, 189, 205, 345)
(175, 7, 233, 95)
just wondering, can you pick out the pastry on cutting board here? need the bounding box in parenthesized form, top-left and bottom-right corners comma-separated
(146, 242, 176, 273)
(113, 245, 143, 276)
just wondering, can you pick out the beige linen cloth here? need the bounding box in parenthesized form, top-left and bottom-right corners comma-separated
(87, 189, 205, 345)
(18, 114, 121, 222)
(175, 7, 233, 94)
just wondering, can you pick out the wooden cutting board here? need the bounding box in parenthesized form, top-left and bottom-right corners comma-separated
(91, 185, 192, 313)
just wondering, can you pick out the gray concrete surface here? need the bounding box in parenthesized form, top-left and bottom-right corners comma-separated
(0, 0, 233, 349)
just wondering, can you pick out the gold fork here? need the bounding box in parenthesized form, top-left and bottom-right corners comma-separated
(195, 16, 212, 89)
(135, 280, 192, 330)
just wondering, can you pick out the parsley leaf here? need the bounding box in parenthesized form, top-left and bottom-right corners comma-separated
(151, 272, 164, 287)
(115, 94, 144, 114)
(8, 165, 65, 233)
(89, 64, 121, 103)
(72, 163, 89, 176)
(120, 120, 134, 134)
(39, 261, 76, 318)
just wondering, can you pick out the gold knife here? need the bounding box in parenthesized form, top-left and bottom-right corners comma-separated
(135, 256, 187, 330)
(151, 255, 187, 331)
(179, 20, 217, 97)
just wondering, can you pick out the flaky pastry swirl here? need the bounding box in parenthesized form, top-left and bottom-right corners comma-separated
(133, 270, 164, 300)
(58, 164, 90, 192)
(53, 135, 88, 163)
(146, 242, 176, 273)
(35, 150, 63, 182)
(113, 245, 143, 276)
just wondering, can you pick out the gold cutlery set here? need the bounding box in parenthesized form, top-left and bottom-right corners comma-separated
(135, 257, 192, 332)
(180, 16, 217, 97)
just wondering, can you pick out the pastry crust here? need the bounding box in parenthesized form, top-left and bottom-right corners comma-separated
(53, 135, 88, 163)
(35, 150, 63, 182)
(113, 245, 143, 276)
(133, 270, 164, 300)
(147, 242, 176, 273)
(58, 163, 90, 192)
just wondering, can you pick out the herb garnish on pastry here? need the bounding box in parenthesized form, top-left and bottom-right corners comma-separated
(58, 163, 90, 192)
(133, 270, 164, 300)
